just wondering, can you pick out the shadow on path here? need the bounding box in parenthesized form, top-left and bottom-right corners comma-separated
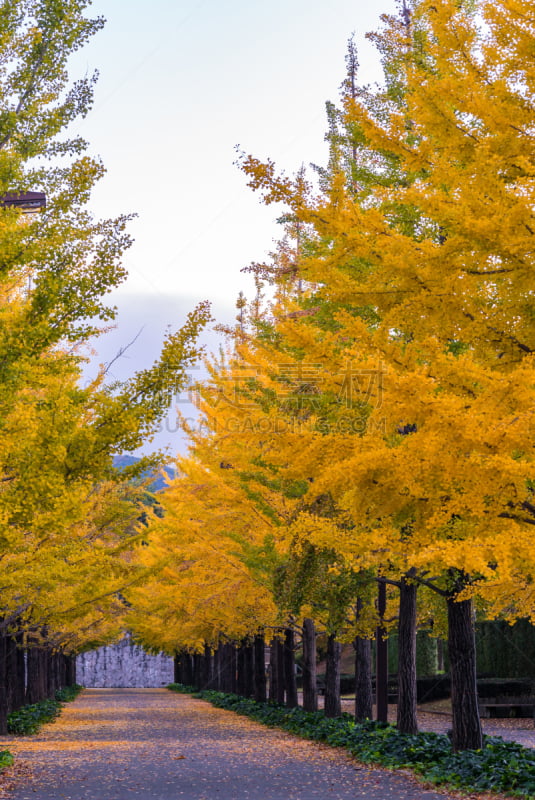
(0, 688, 457, 800)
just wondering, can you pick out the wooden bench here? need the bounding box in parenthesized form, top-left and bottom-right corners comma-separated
(478, 698, 535, 718)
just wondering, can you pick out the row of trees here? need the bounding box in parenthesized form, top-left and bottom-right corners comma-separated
(0, 0, 210, 727)
(127, 0, 535, 753)
(0, 628, 78, 733)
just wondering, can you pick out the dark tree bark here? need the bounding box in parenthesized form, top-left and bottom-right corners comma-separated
(275, 637, 285, 705)
(173, 653, 181, 684)
(13, 637, 26, 710)
(27, 643, 49, 704)
(324, 634, 342, 718)
(221, 644, 233, 693)
(58, 653, 67, 690)
(397, 577, 418, 734)
(40, 648, 49, 699)
(218, 645, 228, 692)
(219, 643, 236, 694)
(56, 652, 63, 692)
(269, 637, 285, 703)
(268, 638, 278, 702)
(180, 652, 189, 685)
(302, 618, 318, 712)
(213, 644, 222, 690)
(237, 643, 246, 696)
(448, 595, 482, 751)
(203, 644, 213, 689)
(17, 641, 27, 705)
(47, 650, 59, 698)
(283, 628, 298, 708)
(253, 633, 267, 702)
(26, 646, 42, 704)
(354, 598, 373, 722)
(39, 649, 48, 700)
(354, 635, 373, 721)
(50, 652, 58, 695)
(65, 656, 76, 686)
(193, 653, 203, 690)
(185, 653, 195, 687)
(6, 635, 18, 713)
(0, 632, 8, 734)
(243, 641, 254, 698)
(230, 644, 237, 694)
(376, 580, 388, 722)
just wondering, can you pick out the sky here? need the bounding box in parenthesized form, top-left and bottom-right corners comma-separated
(72, 0, 397, 454)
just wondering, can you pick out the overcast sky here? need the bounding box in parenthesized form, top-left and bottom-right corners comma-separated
(73, 0, 397, 454)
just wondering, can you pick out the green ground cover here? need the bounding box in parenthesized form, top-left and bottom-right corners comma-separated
(0, 750, 13, 771)
(7, 684, 83, 736)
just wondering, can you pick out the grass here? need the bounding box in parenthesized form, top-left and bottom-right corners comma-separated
(168, 683, 535, 799)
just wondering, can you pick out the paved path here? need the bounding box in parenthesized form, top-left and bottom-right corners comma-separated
(0, 689, 457, 800)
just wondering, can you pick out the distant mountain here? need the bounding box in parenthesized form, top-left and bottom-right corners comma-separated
(112, 455, 175, 492)
(113, 455, 141, 470)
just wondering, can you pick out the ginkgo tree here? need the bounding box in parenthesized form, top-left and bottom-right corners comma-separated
(233, 0, 535, 751)
(0, 0, 212, 728)
(121, 0, 535, 754)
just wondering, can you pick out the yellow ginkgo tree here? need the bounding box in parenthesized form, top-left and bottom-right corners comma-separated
(0, 0, 212, 728)
(231, 0, 535, 751)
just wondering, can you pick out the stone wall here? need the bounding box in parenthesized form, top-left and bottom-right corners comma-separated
(76, 635, 174, 688)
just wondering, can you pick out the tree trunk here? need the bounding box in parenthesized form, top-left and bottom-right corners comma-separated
(180, 653, 187, 686)
(354, 598, 373, 722)
(62, 654, 74, 688)
(237, 643, 246, 696)
(253, 633, 267, 702)
(324, 634, 342, 718)
(19, 644, 27, 705)
(219, 645, 228, 692)
(14, 638, 26, 710)
(448, 595, 482, 751)
(221, 644, 233, 693)
(354, 635, 373, 721)
(193, 653, 203, 690)
(58, 653, 67, 690)
(244, 641, 254, 698)
(397, 577, 418, 734)
(6, 635, 18, 713)
(213, 644, 221, 691)
(40, 649, 49, 700)
(183, 652, 194, 687)
(0, 632, 8, 734)
(203, 644, 213, 689)
(376, 580, 388, 722)
(56, 652, 63, 692)
(175, 652, 184, 684)
(269, 638, 278, 702)
(26, 647, 40, 704)
(275, 638, 285, 704)
(302, 618, 318, 712)
(47, 650, 58, 698)
(283, 628, 298, 708)
(230, 644, 237, 694)
(27, 644, 48, 704)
